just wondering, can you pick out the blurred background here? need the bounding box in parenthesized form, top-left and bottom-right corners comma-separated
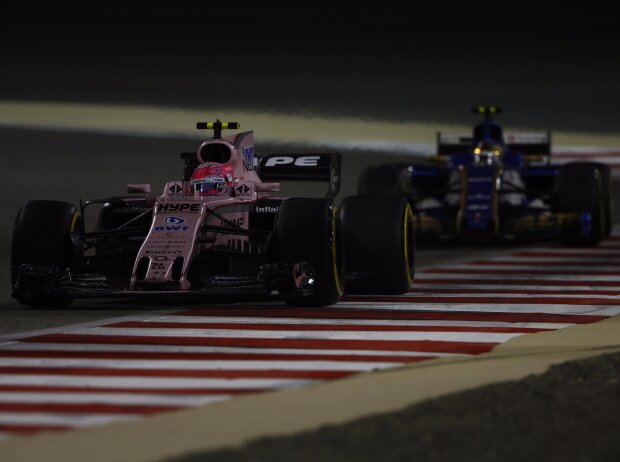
(2, 1, 619, 130)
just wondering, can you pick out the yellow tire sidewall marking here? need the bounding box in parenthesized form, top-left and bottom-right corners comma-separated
(403, 202, 415, 286)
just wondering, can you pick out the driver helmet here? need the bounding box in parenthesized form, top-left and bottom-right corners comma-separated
(190, 162, 234, 196)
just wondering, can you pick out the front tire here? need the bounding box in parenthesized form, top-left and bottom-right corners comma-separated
(11, 200, 83, 306)
(557, 161, 612, 238)
(340, 195, 415, 294)
(555, 163, 605, 245)
(274, 198, 344, 307)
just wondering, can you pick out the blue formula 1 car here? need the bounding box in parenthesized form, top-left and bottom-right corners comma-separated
(358, 107, 612, 245)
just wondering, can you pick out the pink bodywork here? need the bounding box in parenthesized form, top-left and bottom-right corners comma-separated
(129, 131, 280, 290)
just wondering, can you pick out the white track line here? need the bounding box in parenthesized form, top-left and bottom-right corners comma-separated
(450, 264, 620, 271)
(336, 303, 620, 315)
(136, 316, 575, 328)
(0, 412, 139, 427)
(0, 343, 464, 358)
(0, 393, 230, 406)
(410, 283, 618, 291)
(504, 248, 619, 255)
(0, 358, 398, 372)
(473, 257, 620, 263)
(354, 293, 620, 300)
(415, 273, 620, 281)
(0, 376, 318, 389)
(57, 327, 520, 343)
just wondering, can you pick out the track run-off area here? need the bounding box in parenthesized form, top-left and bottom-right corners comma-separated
(1, 234, 620, 441)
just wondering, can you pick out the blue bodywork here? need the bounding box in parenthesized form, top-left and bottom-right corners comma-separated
(403, 109, 594, 242)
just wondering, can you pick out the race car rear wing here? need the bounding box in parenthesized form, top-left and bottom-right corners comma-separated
(504, 132, 551, 155)
(437, 131, 551, 157)
(257, 152, 341, 199)
(436, 133, 472, 155)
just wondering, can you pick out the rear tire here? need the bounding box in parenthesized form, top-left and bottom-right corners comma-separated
(358, 164, 408, 196)
(274, 198, 344, 307)
(340, 195, 415, 294)
(11, 200, 83, 306)
(558, 161, 612, 238)
(555, 163, 605, 245)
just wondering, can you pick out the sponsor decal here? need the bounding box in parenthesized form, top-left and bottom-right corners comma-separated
(264, 155, 321, 167)
(157, 203, 201, 213)
(148, 240, 186, 245)
(112, 206, 152, 214)
(154, 225, 191, 231)
(145, 241, 185, 250)
(222, 217, 244, 228)
(168, 183, 183, 194)
(235, 183, 252, 198)
(164, 216, 185, 225)
(255, 205, 279, 213)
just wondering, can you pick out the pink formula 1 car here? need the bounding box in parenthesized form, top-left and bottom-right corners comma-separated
(11, 121, 415, 307)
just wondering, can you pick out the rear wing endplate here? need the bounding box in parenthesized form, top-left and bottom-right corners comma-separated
(257, 152, 341, 199)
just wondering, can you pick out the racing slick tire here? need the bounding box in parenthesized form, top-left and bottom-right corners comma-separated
(274, 198, 344, 307)
(601, 164, 613, 238)
(558, 161, 612, 238)
(358, 164, 408, 196)
(11, 200, 84, 307)
(339, 195, 415, 294)
(555, 163, 606, 245)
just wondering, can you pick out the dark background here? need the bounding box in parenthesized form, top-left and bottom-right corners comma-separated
(2, 2, 619, 131)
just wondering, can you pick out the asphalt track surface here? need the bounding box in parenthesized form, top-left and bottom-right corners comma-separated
(1, 123, 620, 461)
(2, 9, 620, 457)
